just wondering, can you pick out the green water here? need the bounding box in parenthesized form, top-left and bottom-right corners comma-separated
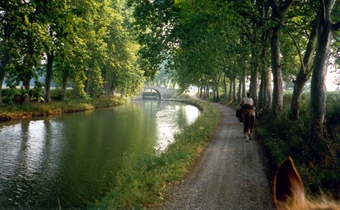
(0, 100, 200, 209)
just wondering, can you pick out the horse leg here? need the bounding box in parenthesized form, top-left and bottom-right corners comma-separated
(248, 113, 255, 140)
(243, 122, 247, 138)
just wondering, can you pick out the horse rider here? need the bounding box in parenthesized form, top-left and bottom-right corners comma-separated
(237, 92, 255, 122)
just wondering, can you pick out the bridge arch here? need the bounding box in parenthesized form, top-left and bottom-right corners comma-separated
(142, 88, 163, 100)
(151, 88, 162, 100)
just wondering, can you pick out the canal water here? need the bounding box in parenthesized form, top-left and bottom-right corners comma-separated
(0, 100, 200, 209)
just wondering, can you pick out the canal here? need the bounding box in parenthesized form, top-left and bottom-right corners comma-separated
(0, 100, 200, 209)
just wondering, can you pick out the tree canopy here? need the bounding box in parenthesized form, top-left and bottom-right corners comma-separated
(128, 0, 340, 142)
(0, 0, 144, 103)
(1, 0, 340, 142)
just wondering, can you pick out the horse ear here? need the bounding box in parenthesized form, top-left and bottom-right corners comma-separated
(274, 157, 305, 206)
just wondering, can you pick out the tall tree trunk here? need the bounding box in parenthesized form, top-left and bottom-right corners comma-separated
(270, 31, 284, 113)
(0, 71, 5, 104)
(215, 80, 220, 100)
(258, 70, 264, 110)
(104, 80, 111, 98)
(232, 77, 236, 101)
(260, 67, 272, 113)
(241, 68, 246, 100)
(251, 63, 259, 106)
(228, 78, 232, 100)
(0, 25, 12, 104)
(22, 32, 35, 104)
(290, 18, 318, 120)
(310, 0, 335, 143)
(258, 42, 272, 113)
(44, 51, 54, 103)
(205, 86, 209, 98)
(85, 74, 90, 94)
(22, 74, 31, 104)
(61, 70, 68, 100)
(223, 75, 228, 100)
(268, 0, 295, 113)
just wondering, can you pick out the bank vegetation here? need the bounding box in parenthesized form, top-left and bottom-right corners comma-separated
(0, 89, 127, 122)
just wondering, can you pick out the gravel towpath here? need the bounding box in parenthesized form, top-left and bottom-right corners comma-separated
(151, 102, 275, 209)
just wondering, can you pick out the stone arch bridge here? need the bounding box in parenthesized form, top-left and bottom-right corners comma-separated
(138, 86, 176, 100)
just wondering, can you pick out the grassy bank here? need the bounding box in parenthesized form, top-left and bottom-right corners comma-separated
(0, 96, 127, 121)
(89, 99, 220, 209)
(256, 92, 340, 198)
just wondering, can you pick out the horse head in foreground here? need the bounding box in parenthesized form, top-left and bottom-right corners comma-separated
(241, 107, 255, 141)
(274, 157, 340, 209)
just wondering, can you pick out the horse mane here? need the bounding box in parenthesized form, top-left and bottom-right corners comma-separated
(274, 157, 340, 209)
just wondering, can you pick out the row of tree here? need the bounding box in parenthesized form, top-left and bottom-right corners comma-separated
(0, 0, 144, 103)
(128, 0, 340, 142)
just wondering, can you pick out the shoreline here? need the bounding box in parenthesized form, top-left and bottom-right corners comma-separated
(0, 96, 127, 122)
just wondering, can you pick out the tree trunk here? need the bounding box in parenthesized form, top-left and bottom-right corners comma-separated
(104, 80, 111, 98)
(289, 14, 318, 120)
(215, 82, 220, 100)
(232, 77, 236, 101)
(258, 39, 272, 113)
(270, 32, 284, 113)
(85, 74, 90, 94)
(238, 76, 242, 102)
(251, 63, 259, 106)
(268, 0, 295, 113)
(205, 86, 209, 98)
(22, 31, 35, 104)
(61, 70, 68, 100)
(309, 0, 335, 143)
(22, 74, 31, 104)
(228, 79, 232, 100)
(241, 68, 246, 100)
(0, 71, 5, 104)
(260, 66, 272, 113)
(223, 75, 228, 100)
(214, 74, 220, 100)
(44, 51, 54, 103)
(0, 24, 12, 104)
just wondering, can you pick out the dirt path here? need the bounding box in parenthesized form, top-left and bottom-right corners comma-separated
(151, 102, 275, 209)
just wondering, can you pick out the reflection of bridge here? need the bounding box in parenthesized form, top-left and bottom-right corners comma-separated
(138, 86, 176, 100)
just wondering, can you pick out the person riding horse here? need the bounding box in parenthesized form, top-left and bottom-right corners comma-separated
(238, 92, 254, 123)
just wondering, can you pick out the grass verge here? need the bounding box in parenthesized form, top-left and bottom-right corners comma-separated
(0, 96, 127, 121)
(89, 98, 220, 209)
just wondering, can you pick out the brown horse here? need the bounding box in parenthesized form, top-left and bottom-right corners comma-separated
(274, 157, 340, 209)
(241, 107, 255, 141)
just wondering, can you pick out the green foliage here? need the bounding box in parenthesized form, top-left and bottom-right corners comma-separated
(260, 91, 340, 198)
(0, 0, 144, 104)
